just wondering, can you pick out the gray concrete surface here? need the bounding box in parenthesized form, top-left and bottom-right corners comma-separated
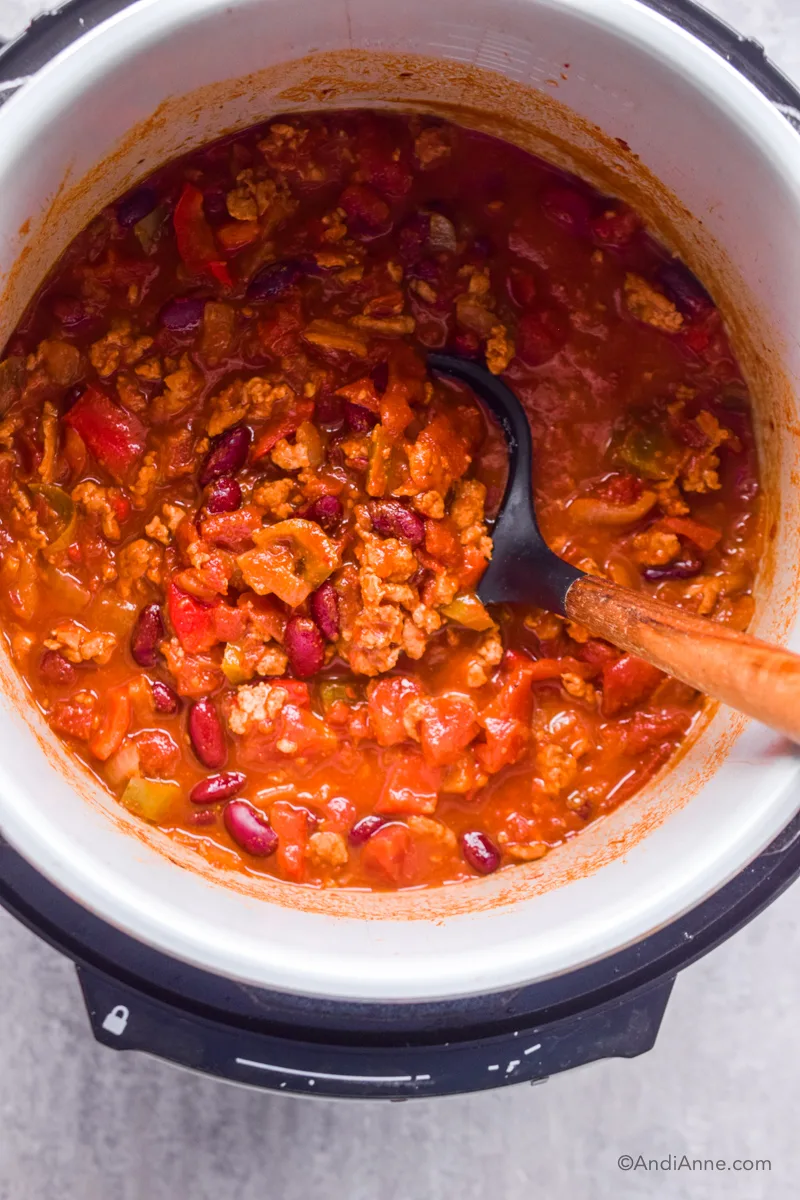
(0, 1, 798, 1197)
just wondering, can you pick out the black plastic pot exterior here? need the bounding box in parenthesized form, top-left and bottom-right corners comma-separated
(0, 0, 798, 1099)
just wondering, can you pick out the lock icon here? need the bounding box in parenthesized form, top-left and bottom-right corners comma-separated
(101, 1004, 130, 1036)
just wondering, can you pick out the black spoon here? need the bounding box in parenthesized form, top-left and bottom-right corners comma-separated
(427, 352, 800, 742)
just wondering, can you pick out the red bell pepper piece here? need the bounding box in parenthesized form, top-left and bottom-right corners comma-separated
(173, 183, 232, 286)
(660, 515, 722, 552)
(252, 398, 314, 460)
(64, 387, 147, 483)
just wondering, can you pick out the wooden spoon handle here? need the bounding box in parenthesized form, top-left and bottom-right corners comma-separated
(566, 574, 800, 742)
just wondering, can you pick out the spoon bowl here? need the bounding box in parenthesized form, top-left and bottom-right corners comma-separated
(429, 352, 800, 745)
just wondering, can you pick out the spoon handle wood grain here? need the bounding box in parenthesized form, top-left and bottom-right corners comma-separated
(566, 574, 800, 742)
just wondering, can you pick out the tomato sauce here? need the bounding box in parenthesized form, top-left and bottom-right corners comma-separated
(0, 111, 763, 890)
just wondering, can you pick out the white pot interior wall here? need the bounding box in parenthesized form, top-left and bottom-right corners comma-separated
(0, 0, 798, 1001)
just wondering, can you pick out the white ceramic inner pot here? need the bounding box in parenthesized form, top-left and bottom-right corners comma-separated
(0, 0, 798, 1003)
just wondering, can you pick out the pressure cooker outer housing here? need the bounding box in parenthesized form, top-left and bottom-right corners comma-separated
(0, 0, 798, 1005)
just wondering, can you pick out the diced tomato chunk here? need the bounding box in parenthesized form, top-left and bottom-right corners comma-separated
(367, 676, 425, 746)
(63, 387, 147, 482)
(134, 729, 180, 776)
(339, 184, 391, 233)
(167, 582, 218, 654)
(602, 654, 665, 717)
(201, 506, 263, 551)
(211, 603, 248, 645)
(258, 299, 304, 360)
(323, 794, 358, 833)
(419, 693, 479, 767)
(515, 306, 569, 367)
(270, 800, 311, 882)
(599, 474, 643, 506)
(361, 823, 412, 883)
(89, 687, 131, 761)
(279, 681, 312, 708)
(375, 754, 442, 815)
(163, 647, 223, 698)
(424, 517, 462, 567)
(484, 652, 537, 723)
(356, 127, 413, 197)
(457, 544, 490, 590)
(474, 716, 529, 774)
(49, 694, 97, 741)
(608, 708, 693, 756)
(577, 639, 620, 668)
(275, 703, 337, 757)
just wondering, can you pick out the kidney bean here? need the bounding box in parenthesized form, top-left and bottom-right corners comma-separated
(285, 616, 325, 678)
(349, 815, 386, 846)
(188, 698, 227, 769)
(339, 184, 391, 237)
(205, 475, 242, 514)
(343, 402, 379, 433)
(516, 307, 570, 367)
(152, 680, 180, 715)
(368, 499, 425, 546)
(450, 330, 482, 359)
(300, 494, 343, 533)
(224, 800, 279, 857)
(246, 260, 305, 302)
(471, 234, 493, 258)
(51, 295, 95, 333)
(371, 360, 389, 394)
(314, 391, 344, 429)
(461, 831, 502, 875)
(160, 296, 206, 334)
(117, 186, 158, 228)
(659, 262, 713, 321)
(190, 771, 246, 805)
(506, 267, 539, 310)
(642, 559, 703, 581)
(202, 186, 228, 222)
(590, 203, 640, 250)
(397, 214, 431, 265)
(40, 650, 76, 687)
(540, 184, 594, 237)
(130, 603, 165, 667)
(199, 424, 252, 486)
(406, 257, 439, 286)
(733, 462, 759, 503)
(310, 582, 340, 642)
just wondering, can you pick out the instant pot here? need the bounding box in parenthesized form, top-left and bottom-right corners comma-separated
(0, 0, 799, 1099)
